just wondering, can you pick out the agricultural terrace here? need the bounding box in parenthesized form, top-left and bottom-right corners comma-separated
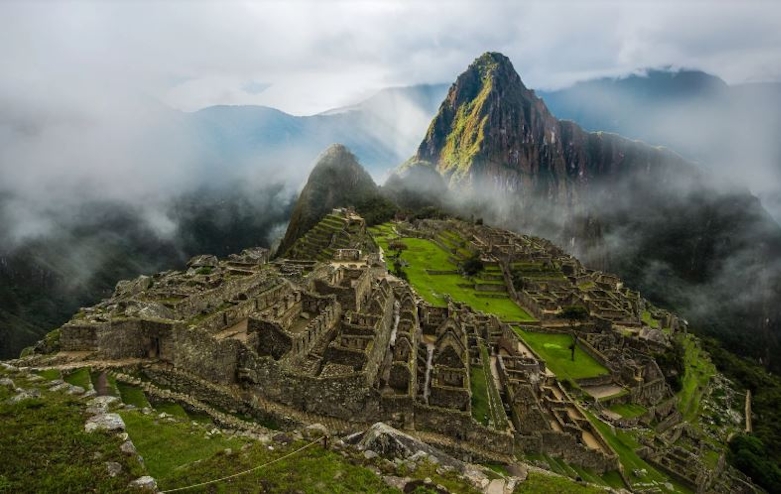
(369, 223, 534, 322)
(513, 328, 609, 382)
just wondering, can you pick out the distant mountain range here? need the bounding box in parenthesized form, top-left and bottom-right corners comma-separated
(188, 83, 450, 181)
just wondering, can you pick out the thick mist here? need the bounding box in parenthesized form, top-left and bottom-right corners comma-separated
(539, 73, 781, 222)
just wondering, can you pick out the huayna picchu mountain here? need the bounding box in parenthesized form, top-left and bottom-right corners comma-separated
(411, 52, 781, 375)
(277, 144, 394, 257)
(417, 52, 698, 197)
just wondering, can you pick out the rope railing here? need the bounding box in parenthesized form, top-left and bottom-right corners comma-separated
(160, 436, 325, 493)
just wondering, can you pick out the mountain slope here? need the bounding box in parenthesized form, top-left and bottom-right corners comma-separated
(277, 144, 393, 257)
(412, 52, 781, 372)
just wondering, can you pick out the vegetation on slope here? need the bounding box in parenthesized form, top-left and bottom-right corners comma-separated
(0, 369, 145, 493)
(278, 144, 396, 256)
(702, 338, 781, 492)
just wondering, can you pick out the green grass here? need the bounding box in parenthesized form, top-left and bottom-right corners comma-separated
(371, 229, 534, 321)
(513, 472, 607, 493)
(36, 368, 60, 381)
(63, 367, 92, 389)
(116, 382, 151, 409)
(161, 439, 401, 493)
(677, 333, 716, 424)
(642, 310, 659, 328)
(513, 329, 609, 381)
(584, 411, 691, 493)
(470, 364, 491, 426)
(0, 370, 145, 493)
(153, 401, 190, 420)
(120, 409, 245, 481)
(608, 403, 647, 419)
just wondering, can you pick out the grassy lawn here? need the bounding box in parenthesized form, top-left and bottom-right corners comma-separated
(116, 382, 151, 409)
(677, 333, 716, 424)
(36, 368, 60, 381)
(120, 409, 245, 482)
(513, 329, 609, 381)
(608, 403, 647, 419)
(153, 401, 190, 420)
(470, 364, 491, 426)
(371, 227, 534, 321)
(513, 472, 607, 493)
(161, 438, 401, 493)
(469, 341, 508, 428)
(0, 369, 144, 493)
(63, 367, 92, 389)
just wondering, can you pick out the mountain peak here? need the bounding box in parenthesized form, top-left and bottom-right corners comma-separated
(415, 52, 554, 185)
(277, 144, 387, 257)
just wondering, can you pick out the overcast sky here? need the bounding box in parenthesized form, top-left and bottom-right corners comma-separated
(1, 0, 780, 115)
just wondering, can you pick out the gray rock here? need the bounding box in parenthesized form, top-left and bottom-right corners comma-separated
(85, 413, 125, 433)
(7, 390, 39, 403)
(124, 301, 175, 320)
(114, 275, 154, 298)
(0, 378, 15, 390)
(50, 382, 71, 392)
(382, 476, 411, 490)
(303, 423, 329, 439)
(82, 389, 97, 399)
(364, 450, 379, 460)
(106, 461, 123, 477)
(47, 379, 65, 387)
(187, 255, 219, 268)
(358, 423, 463, 469)
(272, 433, 292, 444)
(128, 476, 157, 491)
(408, 451, 429, 463)
(0, 363, 19, 372)
(120, 440, 137, 456)
(87, 395, 120, 413)
(67, 385, 85, 395)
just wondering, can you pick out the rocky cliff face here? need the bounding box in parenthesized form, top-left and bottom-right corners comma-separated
(413, 52, 781, 371)
(278, 144, 388, 256)
(417, 52, 698, 204)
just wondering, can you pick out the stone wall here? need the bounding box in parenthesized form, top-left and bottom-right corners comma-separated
(170, 325, 240, 384)
(60, 323, 101, 351)
(538, 431, 618, 473)
(239, 350, 382, 422)
(413, 403, 515, 454)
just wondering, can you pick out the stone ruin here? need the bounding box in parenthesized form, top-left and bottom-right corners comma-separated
(46, 211, 734, 487)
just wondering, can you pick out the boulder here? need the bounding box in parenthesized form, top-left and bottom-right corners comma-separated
(85, 413, 125, 433)
(128, 476, 158, 491)
(0, 378, 15, 390)
(303, 423, 329, 439)
(7, 389, 40, 403)
(106, 461, 123, 477)
(187, 255, 219, 268)
(114, 275, 154, 298)
(357, 423, 463, 469)
(120, 440, 137, 456)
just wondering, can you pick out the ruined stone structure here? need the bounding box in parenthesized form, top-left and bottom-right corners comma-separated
(51, 211, 702, 476)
